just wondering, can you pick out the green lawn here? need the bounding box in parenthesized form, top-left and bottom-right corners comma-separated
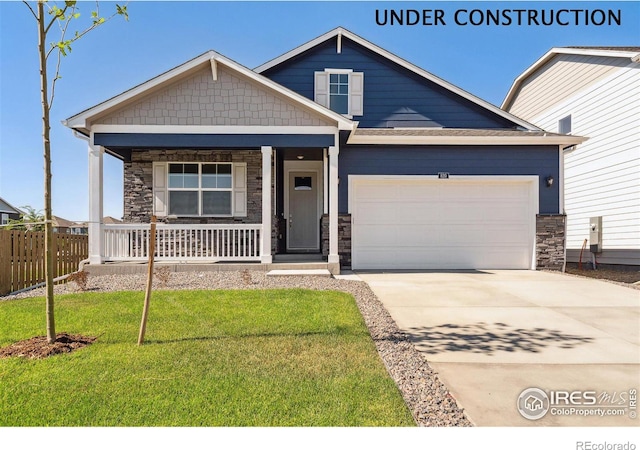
(0, 289, 414, 426)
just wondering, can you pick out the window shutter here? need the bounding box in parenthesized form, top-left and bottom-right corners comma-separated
(314, 72, 329, 108)
(152, 162, 168, 217)
(233, 163, 247, 217)
(350, 72, 364, 116)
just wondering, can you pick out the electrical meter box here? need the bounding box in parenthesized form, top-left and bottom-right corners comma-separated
(589, 216, 602, 253)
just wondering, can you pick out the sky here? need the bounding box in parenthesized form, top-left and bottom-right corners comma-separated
(0, 0, 638, 223)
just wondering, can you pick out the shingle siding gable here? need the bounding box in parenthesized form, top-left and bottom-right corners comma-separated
(94, 66, 333, 127)
(262, 37, 517, 129)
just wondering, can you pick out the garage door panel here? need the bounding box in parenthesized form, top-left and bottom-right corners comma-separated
(398, 184, 441, 200)
(355, 246, 531, 270)
(351, 177, 536, 270)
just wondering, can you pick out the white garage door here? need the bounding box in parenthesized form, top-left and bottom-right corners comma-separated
(350, 176, 538, 270)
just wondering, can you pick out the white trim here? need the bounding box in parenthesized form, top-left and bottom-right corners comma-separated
(502, 47, 640, 110)
(88, 142, 104, 264)
(166, 162, 234, 217)
(283, 160, 323, 251)
(348, 174, 539, 270)
(558, 145, 564, 214)
(346, 133, 587, 146)
(255, 27, 540, 131)
(210, 57, 218, 82)
(261, 146, 273, 264)
(324, 68, 353, 74)
(323, 148, 328, 214)
(90, 124, 340, 135)
(328, 146, 339, 264)
(65, 51, 354, 132)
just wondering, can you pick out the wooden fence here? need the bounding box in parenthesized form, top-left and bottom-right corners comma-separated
(0, 229, 88, 296)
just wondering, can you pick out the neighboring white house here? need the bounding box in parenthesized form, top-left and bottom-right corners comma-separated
(502, 47, 640, 266)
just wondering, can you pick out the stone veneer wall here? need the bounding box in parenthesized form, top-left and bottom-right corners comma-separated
(321, 214, 352, 268)
(123, 149, 277, 252)
(536, 214, 566, 271)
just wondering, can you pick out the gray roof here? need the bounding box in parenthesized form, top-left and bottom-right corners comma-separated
(566, 46, 640, 52)
(0, 197, 23, 215)
(352, 128, 565, 138)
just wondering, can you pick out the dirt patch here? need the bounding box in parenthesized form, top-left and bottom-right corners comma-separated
(0, 333, 97, 360)
(565, 265, 640, 286)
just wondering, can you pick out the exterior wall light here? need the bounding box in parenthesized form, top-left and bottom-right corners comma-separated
(546, 175, 554, 187)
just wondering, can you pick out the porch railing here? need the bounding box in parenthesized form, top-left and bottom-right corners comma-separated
(103, 223, 262, 262)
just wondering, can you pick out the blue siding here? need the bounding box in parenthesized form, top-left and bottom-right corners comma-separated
(339, 146, 560, 214)
(262, 38, 517, 129)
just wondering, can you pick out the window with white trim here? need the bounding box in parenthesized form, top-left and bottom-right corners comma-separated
(559, 115, 572, 135)
(1, 213, 8, 225)
(314, 69, 364, 117)
(167, 163, 233, 216)
(329, 73, 349, 114)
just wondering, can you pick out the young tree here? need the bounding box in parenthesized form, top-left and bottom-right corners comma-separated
(6, 205, 45, 231)
(22, 0, 128, 343)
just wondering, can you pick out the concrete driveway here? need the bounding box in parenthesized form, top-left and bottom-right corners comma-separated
(357, 270, 640, 426)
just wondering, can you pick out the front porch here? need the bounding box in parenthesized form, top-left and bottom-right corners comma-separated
(84, 252, 340, 276)
(86, 139, 347, 268)
(88, 143, 343, 272)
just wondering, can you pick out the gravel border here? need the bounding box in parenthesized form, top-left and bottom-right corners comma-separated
(2, 271, 472, 427)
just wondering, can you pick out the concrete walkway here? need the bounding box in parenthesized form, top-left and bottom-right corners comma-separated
(357, 270, 640, 426)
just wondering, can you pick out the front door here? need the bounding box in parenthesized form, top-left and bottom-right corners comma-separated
(288, 171, 319, 250)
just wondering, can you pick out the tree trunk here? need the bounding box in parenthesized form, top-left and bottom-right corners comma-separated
(38, 0, 56, 344)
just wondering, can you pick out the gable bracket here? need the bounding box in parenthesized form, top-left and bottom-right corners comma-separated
(337, 30, 342, 54)
(210, 57, 218, 82)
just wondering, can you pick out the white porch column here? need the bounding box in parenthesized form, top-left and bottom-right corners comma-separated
(328, 145, 339, 264)
(88, 141, 104, 264)
(260, 146, 273, 263)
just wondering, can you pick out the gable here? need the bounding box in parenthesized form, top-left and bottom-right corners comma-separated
(505, 53, 635, 120)
(0, 198, 22, 215)
(261, 36, 519, 129)
(93, 65, 335, 128)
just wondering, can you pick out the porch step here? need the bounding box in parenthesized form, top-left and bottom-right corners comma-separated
(266, 269, 332, 278)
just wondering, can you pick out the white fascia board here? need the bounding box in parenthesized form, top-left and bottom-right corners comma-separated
(255, 27, 345, 73)
(256, 27, 540, 131)
(346, 134, 587, 146)
(91, 124, 339, 135)
(552, 47, 640, 59)
(502, 47, 640, 110)
(66, 50, 353, 132)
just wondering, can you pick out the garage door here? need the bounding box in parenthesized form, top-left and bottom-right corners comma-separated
(350, 176, 537, 270)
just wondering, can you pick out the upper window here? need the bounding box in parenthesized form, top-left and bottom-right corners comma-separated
(167, 163, 232, 216)
(314, 70, 364, 117)
(329, 73, 349, 115)
(0, 213, 8, 225)
(559, 115, 572, 135)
